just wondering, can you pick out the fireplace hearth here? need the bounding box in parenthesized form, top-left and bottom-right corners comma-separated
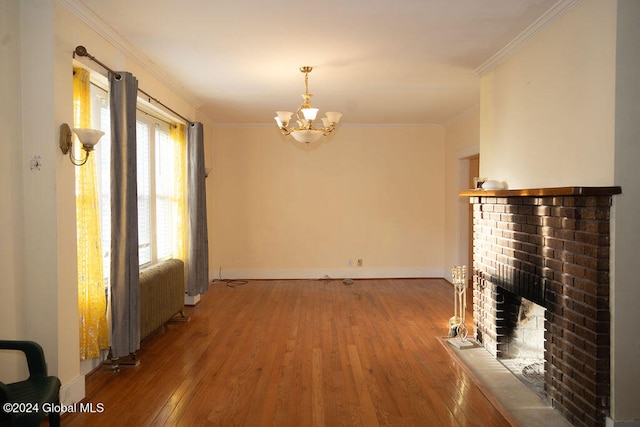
(460, 186, 621, 427)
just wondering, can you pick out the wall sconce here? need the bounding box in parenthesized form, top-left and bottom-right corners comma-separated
(59, 123, 104, 166)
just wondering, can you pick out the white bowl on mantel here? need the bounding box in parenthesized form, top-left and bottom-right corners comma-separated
(481, 180, 506, 190)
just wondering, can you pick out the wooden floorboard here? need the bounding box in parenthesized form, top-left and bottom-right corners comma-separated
(63, 278, 511, 426)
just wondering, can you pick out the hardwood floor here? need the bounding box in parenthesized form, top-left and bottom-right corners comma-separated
(63, 278, 511, 426)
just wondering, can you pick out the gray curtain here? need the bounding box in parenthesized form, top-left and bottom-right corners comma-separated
(109, 72, 140, 358)
(186, 122, 209, 296)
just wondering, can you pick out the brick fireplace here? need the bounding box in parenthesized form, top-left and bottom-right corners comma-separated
(460, 187, 621, 427)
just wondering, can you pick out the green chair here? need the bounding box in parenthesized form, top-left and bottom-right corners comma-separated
(0, 340, 61, 427)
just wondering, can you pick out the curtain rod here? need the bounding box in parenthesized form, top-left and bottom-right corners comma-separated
(87, 79, 176, 128)
(73, 45, 193, 125)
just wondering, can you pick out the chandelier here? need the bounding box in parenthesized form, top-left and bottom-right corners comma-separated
(275, 66, 342, 144)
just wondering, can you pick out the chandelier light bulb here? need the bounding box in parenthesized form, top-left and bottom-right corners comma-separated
(301, 108, 319, 121)
(276, 111, 293, 126)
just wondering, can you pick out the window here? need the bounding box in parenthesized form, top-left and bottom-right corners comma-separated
(90, 83, 111, 285)
(154, 128, 179, 260)
(90, 80, 183, 274)
(136, 116, 177, 266)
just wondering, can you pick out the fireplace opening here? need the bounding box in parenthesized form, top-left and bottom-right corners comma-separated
(497, 289, 546, 400)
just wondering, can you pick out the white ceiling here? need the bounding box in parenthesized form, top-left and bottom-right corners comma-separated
(67, 0, 565, 125)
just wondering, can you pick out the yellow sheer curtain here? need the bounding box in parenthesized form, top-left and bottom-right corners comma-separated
(171, 123, 187, 261)
(74, 67, 108, 360)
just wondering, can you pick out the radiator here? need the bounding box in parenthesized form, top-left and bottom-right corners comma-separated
(139, 258, 185, 340)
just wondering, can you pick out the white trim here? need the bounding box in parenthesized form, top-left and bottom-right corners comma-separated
(322, 123, 443, 129)
(443, 104, 480, 127)
(60, 375, 85, 406)
(606, 418, 640, 427)
(213, 268, 444, 281)
(457, 143, 480, 160)
(457, 159, 470, 270)
(210, 122, 274, 129)
(57, 0, 202, 109)
(443, 270, 454, 284)
(474, 0, 582, 76)
(211, 122, 444, 129)
(79, 353, 107, 376)
(184, 294, 201, 306)
(454, 146, 479, 279)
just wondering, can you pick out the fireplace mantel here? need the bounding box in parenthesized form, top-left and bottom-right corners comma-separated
(459, 186, 621, 198)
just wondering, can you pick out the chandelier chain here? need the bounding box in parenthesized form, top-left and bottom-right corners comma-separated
(304, 70, 309, 94)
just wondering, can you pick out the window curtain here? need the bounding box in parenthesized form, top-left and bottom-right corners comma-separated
(186, 122, 209, 296)
(170, 124, 187, 261)
(73, 67, 108, 360)
(109, 71, 140, 359)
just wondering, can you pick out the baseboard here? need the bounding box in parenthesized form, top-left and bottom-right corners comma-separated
(184, 293, 201, 305)
(606, 418, 640, 427)
(79, 350, 110, 376)
(60, 374, 85, 405)
(213, 267, 444, 281)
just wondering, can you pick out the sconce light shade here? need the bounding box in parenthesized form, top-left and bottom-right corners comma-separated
(59, 123, 104, 166)
(72, 128, 104, 151)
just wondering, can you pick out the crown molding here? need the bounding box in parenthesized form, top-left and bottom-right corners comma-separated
(443, 104, 480, 127)
(57, 0, 203, 109)
(474, 0, 582, 76)
(211, 122, 444, 129)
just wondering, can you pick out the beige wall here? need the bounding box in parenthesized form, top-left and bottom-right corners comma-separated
(480, 0, 617, 189)
(0, 0, 27, 382)
(443, 109, 480, 282)
(208, 125, 446, 279)
(0, 0, 71, 387)
(479, 0, 640, 422)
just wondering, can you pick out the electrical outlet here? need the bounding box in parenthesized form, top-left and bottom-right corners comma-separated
(348, 259, 353, 267)
(357, 259, 363, 267)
